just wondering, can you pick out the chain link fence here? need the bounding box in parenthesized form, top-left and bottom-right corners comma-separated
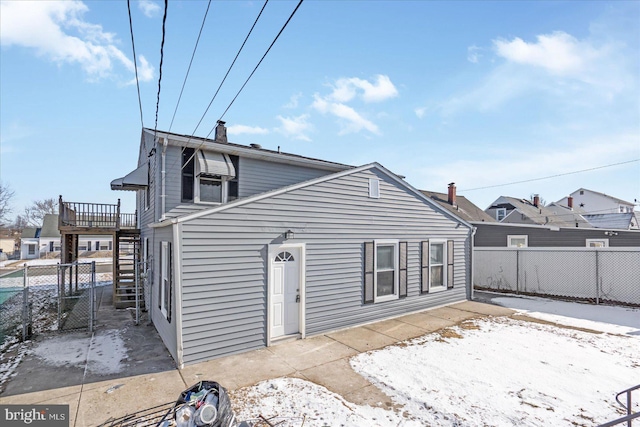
(474, 248, 640, 306)
(0, 262, 114, 350)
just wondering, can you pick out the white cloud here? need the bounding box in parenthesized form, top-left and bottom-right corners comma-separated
(467, 45, 482, 63)
(227, 125, 270, 136)
(138, 0, 160, 18)
(415, 107, 427, 119)
(312, 95, 380, 135)
(494, 32, 595, 76)
(276, 115, 313, 141)
(283, 92, 302, 109)
(329, 75, 398, 103)
(0, 1, 154, 82)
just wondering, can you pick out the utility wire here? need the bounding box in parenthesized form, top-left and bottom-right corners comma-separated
(168, 0, 272, 173)
(194, 0, 270, 139)
(212, 0, 304, 133)
(127, 0, 144, 128)
(459, 159, 640, 192)
(154, 0, 169, 138)
(168, 0, 212, 132)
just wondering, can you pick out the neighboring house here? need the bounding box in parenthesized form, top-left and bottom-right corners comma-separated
(557, 188, 636, 214)
(112, 125, 474, 367)
(421, 183, 496, 223)
(485, 195, 592, 228)
(554, 190, 638, 230)
(20, 227, 41, 260)
(19, 214, 113, 260)
(474, 222, 640, 248)
(0, 228, 17, 257)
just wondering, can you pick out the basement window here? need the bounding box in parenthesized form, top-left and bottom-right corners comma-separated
(507, 235, 528, 248)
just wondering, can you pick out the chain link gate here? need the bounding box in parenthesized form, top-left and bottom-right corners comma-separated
(58, 262, 96, 331)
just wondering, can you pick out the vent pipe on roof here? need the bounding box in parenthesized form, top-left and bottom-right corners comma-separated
(567, 196, 573, 210)
(448, 182, 457, 206)
(215, 120, 227, 143)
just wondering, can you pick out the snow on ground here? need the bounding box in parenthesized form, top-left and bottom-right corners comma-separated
(32, 329, 127, 375)
(489, 294, 640, 336)
(232, 300, 640, 426)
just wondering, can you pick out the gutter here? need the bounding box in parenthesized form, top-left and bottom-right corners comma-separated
(161, 137, 168, 221)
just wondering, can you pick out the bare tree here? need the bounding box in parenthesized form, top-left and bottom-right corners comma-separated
(20, 198, 58, 227)
(0, 181, 15, 225)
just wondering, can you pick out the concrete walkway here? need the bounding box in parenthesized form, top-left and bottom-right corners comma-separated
(0, 300, 514, 426)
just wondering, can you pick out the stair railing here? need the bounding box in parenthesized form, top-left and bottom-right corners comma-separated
(598, 384, 640, 427)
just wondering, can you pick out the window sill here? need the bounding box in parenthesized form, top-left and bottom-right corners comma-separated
(428, 286, 447, 293)
(374, 294, 399, 303)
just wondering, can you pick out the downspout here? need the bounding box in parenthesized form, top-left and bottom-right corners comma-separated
(161, 137, 168, 221)
(470, 226, 477, 300)
(173, 222, 184, 368)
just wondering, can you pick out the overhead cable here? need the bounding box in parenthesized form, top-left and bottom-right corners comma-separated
(168, 0, 212, 132)
(459, 159, 640, 192)
(212, 0, 304, 132)
(127, 0, 144, 128)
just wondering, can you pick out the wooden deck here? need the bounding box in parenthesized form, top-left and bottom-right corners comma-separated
(59, 196, 142, 308)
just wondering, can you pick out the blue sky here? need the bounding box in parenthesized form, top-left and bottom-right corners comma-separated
(1, 0, 639, 217)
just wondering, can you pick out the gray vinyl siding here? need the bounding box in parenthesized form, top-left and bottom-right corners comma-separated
(238, 157, 334, 198)
(149, 225, 178, 362)
(474, 223, 640, 247)
(177, 168, 471, 364)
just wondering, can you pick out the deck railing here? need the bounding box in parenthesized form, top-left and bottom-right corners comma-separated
(59, 196, 137, 230)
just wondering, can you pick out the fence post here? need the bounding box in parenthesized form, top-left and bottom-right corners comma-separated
(90, 262, 95, 333)
(595, 250, 600, 305)
(516, 250, 520, 295)
(22, 267, 28, 341)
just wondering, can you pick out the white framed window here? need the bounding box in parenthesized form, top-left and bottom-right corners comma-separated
(496, 208, 506, 221)
(429, 240, 447, 291)
(374, 240, 398, 302)
(369, 178, 380, 199)
(144, 160, 151, 211)
(507, 235, 528, 248)
(28, 244, 36, 255)
(586, 239, 609, 248)
(197, 175, 225, 203)
(78, 245, 88, 251)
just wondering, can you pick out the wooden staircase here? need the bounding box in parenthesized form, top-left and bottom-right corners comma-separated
(113, 229, 142, 309)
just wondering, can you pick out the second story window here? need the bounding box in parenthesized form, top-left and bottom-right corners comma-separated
(496, 208, 506, 221)
(182, 148, 195, 202)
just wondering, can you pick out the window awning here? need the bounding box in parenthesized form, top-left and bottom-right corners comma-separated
(197, 151, 236, 177)
(111, 162, 148, 191)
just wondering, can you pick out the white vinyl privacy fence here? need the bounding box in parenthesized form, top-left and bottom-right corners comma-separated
(474, 248, 640, 306)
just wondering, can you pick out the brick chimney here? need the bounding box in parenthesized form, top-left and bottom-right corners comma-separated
(533, 194, 540, 208)
(215, 120, 227, 143)
(448, 182, 457, 206)
(567, 196, 573, 210)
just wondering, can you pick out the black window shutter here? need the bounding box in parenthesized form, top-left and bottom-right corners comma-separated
(364, 242, 374, 304)
(447, 240, 454, 289)
(399, 242, 408, 298)
(168, 242, 172, 323)
(421, 240, 430, 294)
(158, 242, 162, 310)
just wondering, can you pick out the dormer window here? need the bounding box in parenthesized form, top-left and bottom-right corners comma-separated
(181, 150, 239, 204)
(496, 208, 506, 221)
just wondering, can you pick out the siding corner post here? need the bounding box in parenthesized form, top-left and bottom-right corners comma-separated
(172, 222, 184, 367)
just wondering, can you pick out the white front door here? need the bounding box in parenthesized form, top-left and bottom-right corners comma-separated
(270, 247, 300, 339)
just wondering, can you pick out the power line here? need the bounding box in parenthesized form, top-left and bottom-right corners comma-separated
(154, 0, 168, 137)
(459, 159, 640, 192)
(194, 0, 270, 139)
(168, 0, 212, 133)
(212, 0, 304, 131)
(166, 0, 272, 174)
(127, 0, 144, 128)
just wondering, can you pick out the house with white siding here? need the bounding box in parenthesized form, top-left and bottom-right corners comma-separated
(112, 124, 474, 367)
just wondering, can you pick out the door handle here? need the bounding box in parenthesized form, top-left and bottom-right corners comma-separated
(296, 295, 300, 303)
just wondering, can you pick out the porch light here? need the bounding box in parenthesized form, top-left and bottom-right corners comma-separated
(284, 230, 294, 240)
